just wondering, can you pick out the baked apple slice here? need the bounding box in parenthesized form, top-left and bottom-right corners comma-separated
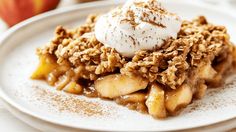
(95, 74, 148, 98)
(31, 54, 58, 79)
(165, 84, 193, 114)
(146, 83, 167, 118)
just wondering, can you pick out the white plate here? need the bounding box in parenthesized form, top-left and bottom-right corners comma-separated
(0, 0, 236, 131)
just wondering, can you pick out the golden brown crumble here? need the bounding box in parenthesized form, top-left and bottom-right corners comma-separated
(37, 15, 235, 89)
(121, 16, 234, 89)
(38, 15, 126, 81)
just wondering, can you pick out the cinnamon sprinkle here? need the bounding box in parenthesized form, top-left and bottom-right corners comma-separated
(33, 86, 112, 117)
(134, 0, 167, 14)
(129, 35, 136, 46)
(141, 18, 166, 28)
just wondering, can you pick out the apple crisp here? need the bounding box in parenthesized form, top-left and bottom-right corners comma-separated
(31, 15, 236, 118)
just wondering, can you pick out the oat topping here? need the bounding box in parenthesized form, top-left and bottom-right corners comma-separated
(38, 15, 235, 89)
(38, 15, 126, 81)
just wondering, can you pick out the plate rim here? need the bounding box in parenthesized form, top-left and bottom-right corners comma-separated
(0, 0, 235, 131)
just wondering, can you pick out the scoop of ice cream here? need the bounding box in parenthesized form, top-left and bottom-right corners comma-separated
(95, 0, 182, 57)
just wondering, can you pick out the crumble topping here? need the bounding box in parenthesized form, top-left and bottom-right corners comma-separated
(37, 15, 235, 89)
(121, 16, 234, 88)
(38, 15, 126, 81)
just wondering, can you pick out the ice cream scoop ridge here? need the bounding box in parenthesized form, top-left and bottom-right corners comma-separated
(95, 0, 182, 57)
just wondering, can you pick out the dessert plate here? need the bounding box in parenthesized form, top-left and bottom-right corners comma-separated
(0, 0, 236, 131)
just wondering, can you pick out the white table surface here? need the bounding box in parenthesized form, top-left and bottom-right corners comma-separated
(0, 0, 235, 132)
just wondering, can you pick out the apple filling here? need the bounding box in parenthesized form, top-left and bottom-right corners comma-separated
(31, 15, 236, 118)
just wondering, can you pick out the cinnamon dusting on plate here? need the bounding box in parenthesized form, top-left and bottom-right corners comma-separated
(32, 85, 112, 117)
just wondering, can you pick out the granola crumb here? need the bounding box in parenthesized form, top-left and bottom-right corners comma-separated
(38, 15, 235, 89)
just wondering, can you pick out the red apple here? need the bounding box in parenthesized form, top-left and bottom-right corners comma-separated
(0, 0, 60, 27)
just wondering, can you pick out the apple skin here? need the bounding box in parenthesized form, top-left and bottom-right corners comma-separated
(0, 0, 60, 27)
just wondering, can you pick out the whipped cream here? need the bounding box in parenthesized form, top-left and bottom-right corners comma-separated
(95, 0, 182, 57)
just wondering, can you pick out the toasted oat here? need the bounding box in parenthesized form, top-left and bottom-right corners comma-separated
(37, 15, 235, 89)
(121, 16, 234, 89)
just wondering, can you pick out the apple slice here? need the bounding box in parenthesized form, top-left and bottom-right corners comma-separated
(146, 83, 167, 118)
(63, 81, 83, 94)
(165, 84, 193, 114)
(94, 74, 148, 98)
(194, 83, 207, 99)
(119, 92, 146, 103)
(198, 62, 217, 80)
(31, 54, 58, 79)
